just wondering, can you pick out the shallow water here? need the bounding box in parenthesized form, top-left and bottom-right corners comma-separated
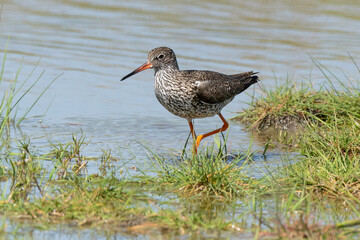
(1, 0, 360, 238)
(1, 0, 360, 160)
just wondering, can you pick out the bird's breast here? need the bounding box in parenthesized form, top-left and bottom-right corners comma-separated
(154, 71, 195, 105)
(153, 71, 229, 119)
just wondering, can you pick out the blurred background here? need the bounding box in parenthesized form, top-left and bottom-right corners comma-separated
(0, 0, 359, 162)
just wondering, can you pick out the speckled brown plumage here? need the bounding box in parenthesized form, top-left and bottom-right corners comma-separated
(121, 47, 259, 153)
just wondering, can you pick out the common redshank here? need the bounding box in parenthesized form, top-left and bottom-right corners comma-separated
(121, 47, 258, 153)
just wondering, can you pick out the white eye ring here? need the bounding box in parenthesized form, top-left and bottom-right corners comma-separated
(158, 54, 164, 59)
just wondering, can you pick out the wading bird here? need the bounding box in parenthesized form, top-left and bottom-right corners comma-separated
(121, 47, 258, 153)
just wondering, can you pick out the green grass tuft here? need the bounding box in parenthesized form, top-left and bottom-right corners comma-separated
(140, 139, 260, 198)
(237, 57, 360, 201)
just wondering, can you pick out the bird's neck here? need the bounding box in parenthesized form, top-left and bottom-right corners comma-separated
(155, 66, 179, 83)
(154, 64, 179, 76)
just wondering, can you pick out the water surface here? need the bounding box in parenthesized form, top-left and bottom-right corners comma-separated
(1, 0, 359, 160)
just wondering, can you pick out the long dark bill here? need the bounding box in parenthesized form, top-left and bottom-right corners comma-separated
(121, 62, 152, 81)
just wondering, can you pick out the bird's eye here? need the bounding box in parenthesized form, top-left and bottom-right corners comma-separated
(158, 54, 164, 59)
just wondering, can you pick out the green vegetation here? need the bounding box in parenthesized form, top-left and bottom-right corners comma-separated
(236, 57, 360, 203)
(2, 136, 359, 238)
(1, 59, 57, 128)
(236, 78, 360, 133)
(1, 47, 360, 239)
(141, 141, 258, 198)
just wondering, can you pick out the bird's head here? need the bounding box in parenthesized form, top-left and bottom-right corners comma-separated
(121, 47, 178, 81)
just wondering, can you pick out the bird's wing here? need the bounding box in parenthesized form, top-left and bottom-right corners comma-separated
(185, 70, 259, 104)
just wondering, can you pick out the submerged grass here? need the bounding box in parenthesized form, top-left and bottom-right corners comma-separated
(0, 134, 254, 236)
(2, 136, 359, 238)
(1, 126, 360, 238)
(1, 133, 143, 228)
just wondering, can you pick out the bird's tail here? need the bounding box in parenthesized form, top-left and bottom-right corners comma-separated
(233, 71, 259, 91)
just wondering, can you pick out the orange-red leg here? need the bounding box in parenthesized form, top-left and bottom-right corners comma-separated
(187, 120, 197, 153)
(187, 120, 196, 139)
(195, 113, 228, 152)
